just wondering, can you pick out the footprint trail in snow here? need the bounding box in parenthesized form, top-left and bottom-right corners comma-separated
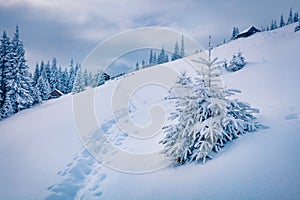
(46, 118, 127, 200)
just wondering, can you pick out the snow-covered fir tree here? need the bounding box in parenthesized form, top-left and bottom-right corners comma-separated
(39, 61, 45, 78)
(55, 66, 63, 92)
(43, 60, 51, 83)
(225, 51, 246, 72)
(49, 57, 58, 91)
(295, 20, 300, 32)
(88, 72, 93, 86)
(72, 67, 85, 94)
(33, 63, 40, 85)
(83, 68, 89, 87)
(60, 68, 69, 94)
(153, 52, 157, 65)
(0, 31, 14, 118)
(287, 8, 294, 25)
(0, 32, 11, 108)
(142, 60, 146, 68)
(270, 20, 278, 30)
(171, 41, 180, 61)
(67, 59, 75, 93)
(231, 27, 239, 40)
(294, 11, 299, 22)
(280, 14, 285, 27)
(75, 62, 80, 75)
(0, 31, 13, 115)
(149, 49, 154, 66)
(160, 45, 261, 165)
(157, 47, 169, 64)
(6, 26, 35, 112)
(36, 75, 50, 100)
(135, 62, 139, 71)
(180, 35, 185, 58)
(1, 94, 14, 118)
(0, 61, 2, 109)
(31, 83, 42, 105)
(92, 69, 105, 88)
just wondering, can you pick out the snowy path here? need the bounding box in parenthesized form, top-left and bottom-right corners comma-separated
(46, 118, 125, 199)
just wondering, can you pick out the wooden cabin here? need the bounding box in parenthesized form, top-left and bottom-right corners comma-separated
(49, 89, 64, 99)
(236, 26, 261, 39)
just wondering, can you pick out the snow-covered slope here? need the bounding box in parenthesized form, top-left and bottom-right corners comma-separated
(0, 23, 300, 199)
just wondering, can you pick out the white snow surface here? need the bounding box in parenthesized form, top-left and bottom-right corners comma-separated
(0, 23, 300, 199)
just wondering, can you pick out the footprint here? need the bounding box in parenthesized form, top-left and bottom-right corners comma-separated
(90, 184, 99, 191)
(94, 192, 103, 197)
(99, 173, 107, 182)
(284, 113, 298, 120)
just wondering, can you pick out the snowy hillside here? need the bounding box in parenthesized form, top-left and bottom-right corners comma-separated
(1, 23, 300, 199)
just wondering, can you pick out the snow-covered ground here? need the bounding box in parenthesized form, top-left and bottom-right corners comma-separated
(1, 23, 300, 199)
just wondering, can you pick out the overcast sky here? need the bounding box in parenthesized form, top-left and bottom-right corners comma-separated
(0, 0, 299, 69)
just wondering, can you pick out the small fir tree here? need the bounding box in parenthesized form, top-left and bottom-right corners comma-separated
(135, 62, 139, 71)
(36, 75, 50, 100)
(92, 69, 105, 88)
(180, 35, 185, 58)
(294, 11, 299, 22)
(72, 67, 85, 94)
(287, 8, 293, 24)
(161, 39, 261, 165)
(280, 14, 285, 27)
(225, 51, 246, 72)
(171, 41, 180, 61)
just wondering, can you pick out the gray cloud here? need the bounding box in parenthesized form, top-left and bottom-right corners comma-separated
(0, 0, 299, 68)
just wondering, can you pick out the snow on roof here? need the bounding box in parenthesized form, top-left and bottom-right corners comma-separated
(238, 26, 260, 35)
(50, 89, 64, 95)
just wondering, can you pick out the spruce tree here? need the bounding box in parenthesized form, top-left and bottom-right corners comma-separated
(225, 51, 246, 72)
(92, 69, 105, 87)
(72, 67, 85, 94)
(171, 41, 180, 61)
(0, 32, 11, 108)
(180, 35, 185, 58)
(0, 61, 2, 108)
(149, 49, 153, 66)
(161, 41, 261, 165)
(294, 11, 299, 22)
(158, 47, 168, 64)
(287, 8, 293, 24)
(40, 61, 45, 76)
(270, 20, 274, 30)
(1, 95, 14, 118)
(56, 66, 63, 92)
(153, 52, 157, 65)
(280, 14, 285, 27)
(36, 75, 50, 100)
(49, 57, 58, 90)
(33, 63, 40, 85)
(83, 68, 89, 86)
(7, 26, 34, 112)
(231, 27, 239, 40)
(274, 20, 278, 29)
(44, 60, 51, 83)
(61, 68, 69, 94)
(67, 59, 75, 93)
(135, 62, 139, 71)
(75, 62, 80, 75)
(231, 27, 236, 40)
